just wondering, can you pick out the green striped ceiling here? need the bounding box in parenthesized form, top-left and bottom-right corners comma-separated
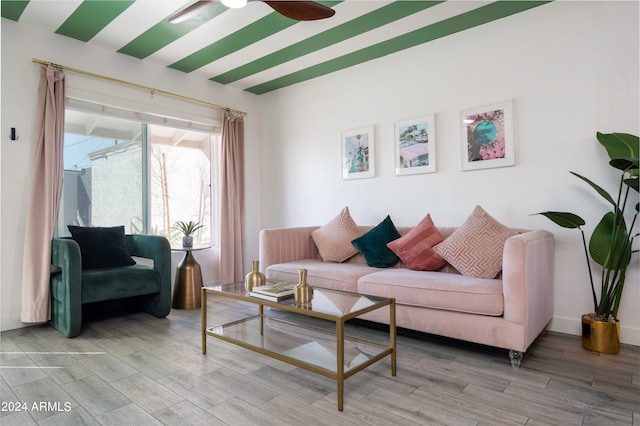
(2, 0, 552, 95)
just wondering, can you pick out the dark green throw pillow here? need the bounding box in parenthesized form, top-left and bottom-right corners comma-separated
(68, 225, 136, 270)
(352, 215, 401, 268)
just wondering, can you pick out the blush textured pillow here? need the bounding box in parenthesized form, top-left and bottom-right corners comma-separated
(68, 225, 136, 270)
(311, 207, 362, 262)
(352, 215, 401, 268)
(386, 213, 446, 271)
(433, 206, 518, 278)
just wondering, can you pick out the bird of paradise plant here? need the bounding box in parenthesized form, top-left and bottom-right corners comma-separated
(537, 132, 638, 321)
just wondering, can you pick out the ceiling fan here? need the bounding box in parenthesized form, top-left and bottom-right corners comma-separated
(169, 0, 336, 23)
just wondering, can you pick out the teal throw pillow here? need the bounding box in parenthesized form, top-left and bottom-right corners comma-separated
(352, 216, 401, 268)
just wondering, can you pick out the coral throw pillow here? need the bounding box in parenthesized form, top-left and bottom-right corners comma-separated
(433, 206, 518, 278)
(352, 215, 401, 268)
(386, 213, 446, 271)
(311, 207, 362, 262)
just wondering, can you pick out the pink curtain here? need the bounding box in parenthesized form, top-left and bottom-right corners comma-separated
(21, 65, 65, 323)
(219, 110, 245, 283)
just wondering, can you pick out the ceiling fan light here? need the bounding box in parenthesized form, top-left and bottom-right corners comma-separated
(221, 0, 247, 8)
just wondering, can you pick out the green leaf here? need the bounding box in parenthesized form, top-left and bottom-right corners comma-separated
(570, 171, 617, 207)
(610, 158, 639, 179)
(610, 158, 638, 171)
(624, 177, 639, 192)
(536, 211, 585, 229)
(589, 212, 632, 269)
(596, 132, 640, 160)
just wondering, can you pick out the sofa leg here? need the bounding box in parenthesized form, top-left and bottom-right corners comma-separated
(509, 350, 523, 369)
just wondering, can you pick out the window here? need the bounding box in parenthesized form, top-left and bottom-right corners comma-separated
(148, 124, 215, 246)
(59, 109, 218, 247)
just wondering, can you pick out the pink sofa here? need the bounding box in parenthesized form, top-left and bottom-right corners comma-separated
(259, 225, 554, 368)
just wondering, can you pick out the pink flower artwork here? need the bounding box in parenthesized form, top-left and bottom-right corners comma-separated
(479, 139, 506, 160)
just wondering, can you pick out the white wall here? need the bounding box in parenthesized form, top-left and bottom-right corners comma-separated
(258, 2, 640, 344)
(0, 20, 263, 331)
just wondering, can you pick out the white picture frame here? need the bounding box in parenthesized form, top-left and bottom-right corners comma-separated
(394, 114, 436, 176)
(342, 125, 375, 180)
(460, 99, 515, 171)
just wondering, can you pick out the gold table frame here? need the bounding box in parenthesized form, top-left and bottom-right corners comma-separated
(201, 282, 396, 411)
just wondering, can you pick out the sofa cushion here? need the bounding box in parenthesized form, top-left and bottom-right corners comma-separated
(386, 213, 446, 271)
(352, 215, 401, 268)
(311, 207, 363, 262)
(265, 259, 378, 293)
(357, 268, 504, 316)
(68, 225, 136, 270)
(433, 206, 518, 278)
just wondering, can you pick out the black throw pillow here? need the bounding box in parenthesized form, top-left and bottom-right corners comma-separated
(67, 225, 136, 270)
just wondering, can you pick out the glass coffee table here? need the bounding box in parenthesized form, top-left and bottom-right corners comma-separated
(201, 281, 396, 411)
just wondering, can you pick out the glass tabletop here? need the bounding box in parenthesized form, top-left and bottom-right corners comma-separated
(171, 245, 211, 252)
(204, 280, 392, 321)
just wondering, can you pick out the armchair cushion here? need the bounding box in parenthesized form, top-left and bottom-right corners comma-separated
(68, 225, 136, 270)
(80, 265, 161, 304)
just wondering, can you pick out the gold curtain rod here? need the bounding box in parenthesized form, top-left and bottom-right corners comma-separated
(32, 58, 247, 116)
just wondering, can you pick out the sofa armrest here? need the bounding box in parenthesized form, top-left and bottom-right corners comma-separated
(502, 230, 554, 346)
(126, 234, 171, 317)
(259, 227, 321, 273)
(50, 237, 83, 337)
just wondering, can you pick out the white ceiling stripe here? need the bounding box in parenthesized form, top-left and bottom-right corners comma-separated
(232, 0, 491, 90)
(89, 0, 187, 51)
(19, 0, 83, 33)
(146, 5, 272, 68)
(191, 0, 390, 79)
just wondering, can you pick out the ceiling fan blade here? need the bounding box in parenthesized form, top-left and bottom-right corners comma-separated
(262, 1, 335, 21)
(168, 0, 215, 24)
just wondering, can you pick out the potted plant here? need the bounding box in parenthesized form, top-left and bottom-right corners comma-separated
(537, 132, 638, 354)
(173, 220, 204, 248)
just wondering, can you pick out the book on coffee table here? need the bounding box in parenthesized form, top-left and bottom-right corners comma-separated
(249, 282, 296, 302)
(249, 291, 295, 302)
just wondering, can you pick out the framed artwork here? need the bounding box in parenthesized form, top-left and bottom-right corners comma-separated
(342, 125, 375, 180)
(394, 115, 436, 176)
(460, 99, 515, 171)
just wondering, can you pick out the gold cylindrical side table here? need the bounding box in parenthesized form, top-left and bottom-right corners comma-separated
(172, 246, 209, 309)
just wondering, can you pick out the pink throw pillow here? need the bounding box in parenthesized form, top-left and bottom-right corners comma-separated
(433, 205, 518, 278)
(311, 207, 362, 262)
(386, 213, 446, 271)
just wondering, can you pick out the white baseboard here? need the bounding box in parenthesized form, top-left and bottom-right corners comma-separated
(0, 314, 27, 333)
(548, 315, 640, 347)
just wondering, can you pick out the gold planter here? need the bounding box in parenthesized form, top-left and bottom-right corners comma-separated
(581, 314, 620, 354)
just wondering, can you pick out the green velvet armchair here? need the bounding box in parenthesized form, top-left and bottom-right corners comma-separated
(50, 234, 171, 337)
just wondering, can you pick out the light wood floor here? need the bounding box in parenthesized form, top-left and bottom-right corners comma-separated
(1, 294, 638, 426)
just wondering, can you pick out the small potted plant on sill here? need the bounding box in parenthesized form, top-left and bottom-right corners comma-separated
(173, 220, 204, 248)
(537, 132, 638, 354)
